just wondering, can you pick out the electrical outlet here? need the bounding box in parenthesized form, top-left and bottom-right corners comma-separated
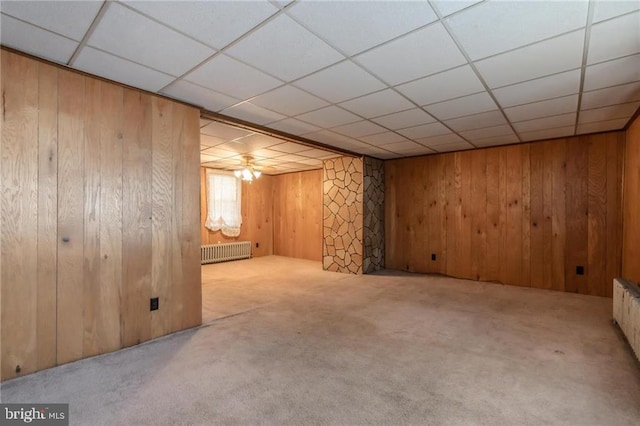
(576, 266, 584, 276)
(150, 297, 159, 311)
(431, 254, 436, 261)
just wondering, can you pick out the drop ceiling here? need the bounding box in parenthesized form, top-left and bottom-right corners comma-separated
(199, 118, 341, 174)
(2, 0, 639, 161)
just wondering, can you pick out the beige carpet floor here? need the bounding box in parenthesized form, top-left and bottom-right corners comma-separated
(2, 255, 639, 425)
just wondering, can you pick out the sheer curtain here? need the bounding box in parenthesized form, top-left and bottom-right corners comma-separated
(205, 170, 242, 237)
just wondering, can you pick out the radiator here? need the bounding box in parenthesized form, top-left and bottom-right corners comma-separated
(201, 241, 251, 265)
(613, 278, 640, 361)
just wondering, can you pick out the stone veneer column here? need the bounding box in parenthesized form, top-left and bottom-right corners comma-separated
(322, 157, 363, 274)
(363, 156, 384, 273)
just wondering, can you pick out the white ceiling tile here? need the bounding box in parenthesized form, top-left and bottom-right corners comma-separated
(503, 95, 579, 122)
(397, 122, 451, 139)
(235, 134, 284, 150)
(220, 155, 245, 163)
(592, 0, 640, 23)
(277, 161, 318, 171)
(256, 157, 288, 166)
(432, 0, 483, 17)
(330, 121, 388, 138)
(221, 102, 285, 125)
(200, 154, 219, 163)
(583, 54, 640, 91)
(318, 152, 344, 160)
(162, 80, 239, 112)
(475, 30, 584, 89)
(287, 0, 437, 56)
(201, 122, 253, 140)
(431, 141, 474, 152)
(301, 130, 349, 145)
(579, 102, 640, 124)
(217, 134, 280, 153)
(361, 132, 408, 146)
(372, 108, 436, 130)
(293, 61, 386, 103)
(274, 153, 308, 162)
(184, 54, 282, 100)
(295, 106, 361, 128)
(381, 140, 429, 153)
(354, 23, 466, 85)
(0, 14, 78, 64)
(298, 158, 323, 166)
(444, 110, 507, 132)
(246, 161, 273, 172)
(355, 145, 397, 158)
(396, 65, 485, 106)
(270, 142, 314, 154)
(576, 118, 629, 134)
(459, 124, 515, 141)
(75, 47, 173, 92)
(266, 118, 321, 136)
(1, 0, 102, 40)
(445, 0, 588, 60)
(493, 69, 581, 108)
(504, 95, 578, 122)
(200, 147, 238, 158)
(211, 143, 250, 154)
(200, 118, 213, 128)
(249, 148, 287, 159)
(200, 135, 226, 148)
(122, 0, 278, 50)
(581, 82, 640, 109)
(250, 85, 328, 116)
(88, 3, 214, 76)
(272, 1, 294, 9)
(211, 157, 243, 166)
(588, 11, 640, 65)
(297, 148, 337, 159)
(339, 89, 415, 119)
(394, 146, 436, 156)
(414, 133, 465, 147)
(226, 14, 343, 81)
(519, 126, 575, 142)
(321, 138, 373, 152)
(513, 113, 577, 133)
(473, 134, 520, 147)
(425, 92, 497, 120)
(303, 130, 369, 150)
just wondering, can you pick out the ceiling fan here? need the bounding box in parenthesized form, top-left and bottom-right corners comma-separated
(234, 156, 264, 182)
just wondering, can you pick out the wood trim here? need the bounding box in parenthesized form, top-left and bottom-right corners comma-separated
(624, 103, 640, 131)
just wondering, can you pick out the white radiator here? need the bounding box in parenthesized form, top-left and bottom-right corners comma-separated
(613, 278, 640, 361)
(201, 241, 251, 265)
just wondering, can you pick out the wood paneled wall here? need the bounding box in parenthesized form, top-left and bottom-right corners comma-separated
(623, 114, 640, 284)
(200, 168, 274, 257)
(0, 50, 202, 381)
(386, 132, 624, 297)
(273, 169, 323, 262)
(200, 168, 322, 261)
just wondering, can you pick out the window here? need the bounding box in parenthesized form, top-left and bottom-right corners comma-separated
(204, 169, 242, 237)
